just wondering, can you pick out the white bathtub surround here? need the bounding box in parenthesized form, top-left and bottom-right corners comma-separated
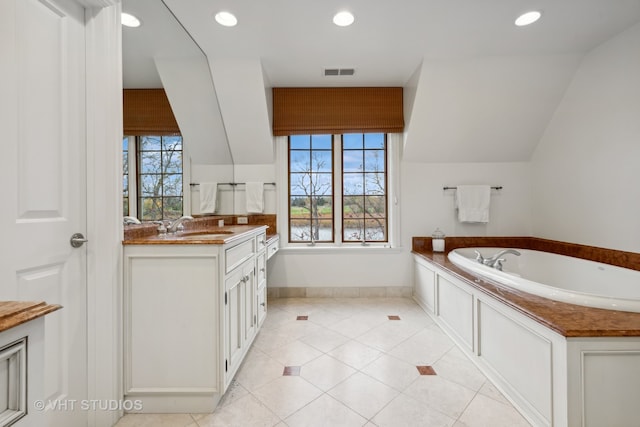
(448, 247, 640, 313)
(414, 253, 640, 427)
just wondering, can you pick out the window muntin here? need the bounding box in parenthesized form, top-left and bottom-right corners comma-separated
(135, 135, 183, 221)
(342, 133, 388, 242)
(287, 133, 388, 244)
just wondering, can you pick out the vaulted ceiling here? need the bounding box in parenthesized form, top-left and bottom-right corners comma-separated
(122, 0, 640, 163)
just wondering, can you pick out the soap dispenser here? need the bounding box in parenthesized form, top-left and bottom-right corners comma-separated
(432, 228, 445, 252)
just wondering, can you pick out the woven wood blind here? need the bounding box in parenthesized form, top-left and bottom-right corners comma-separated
(123, 89, 180, 135)
(272, 87, 404, 136)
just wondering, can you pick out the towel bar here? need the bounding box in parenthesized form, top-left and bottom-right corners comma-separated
(443, 186, 502, 191)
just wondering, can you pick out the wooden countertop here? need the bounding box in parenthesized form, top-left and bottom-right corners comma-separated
(123, 225, 268, 245)
(413, 250, 640, 338)
(0, 301, 62, 333)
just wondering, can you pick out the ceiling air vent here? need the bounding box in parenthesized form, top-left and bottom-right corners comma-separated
(323, 68, 355, 77)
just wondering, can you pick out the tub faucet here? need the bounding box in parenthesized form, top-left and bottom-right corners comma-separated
(483, 249, 521, 270)
(167, 215, 194, 233)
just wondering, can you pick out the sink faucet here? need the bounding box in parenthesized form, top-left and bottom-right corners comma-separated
(475, 249, 521, 270)
(167, 215, 194, 233)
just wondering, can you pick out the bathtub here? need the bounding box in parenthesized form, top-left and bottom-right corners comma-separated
(448, 247, 640, 313)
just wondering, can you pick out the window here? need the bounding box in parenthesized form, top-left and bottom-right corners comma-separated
(123, 135, 183, 221)
(342, 133, 387, 242)
(289, 135, 334, 242)
(287, 133, 388, 244)
(123, 137, 129, 215)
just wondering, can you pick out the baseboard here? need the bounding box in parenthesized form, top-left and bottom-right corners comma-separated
(267, 286, 412, 298)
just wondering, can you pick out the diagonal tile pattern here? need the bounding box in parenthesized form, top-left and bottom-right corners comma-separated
(115, 297, 531, 427)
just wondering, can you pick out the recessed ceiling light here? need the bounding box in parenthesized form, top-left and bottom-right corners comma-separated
(515, 11, 541, 27)
(333, 11, 355, 27)
(215, 11, 238, 27)
(121, 12, 141, 28)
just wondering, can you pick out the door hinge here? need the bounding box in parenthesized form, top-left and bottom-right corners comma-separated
(254, 314, 257, 325)
(224, 292, 227, 305)
(225, 359, 228, 372)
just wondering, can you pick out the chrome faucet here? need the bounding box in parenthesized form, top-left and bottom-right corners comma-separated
(475, 249, 521, 270)
(123, 216, 141, 225)
(167, 215, 194, 233)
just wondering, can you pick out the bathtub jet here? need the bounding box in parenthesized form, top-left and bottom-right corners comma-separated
(448, 247, 640, 313)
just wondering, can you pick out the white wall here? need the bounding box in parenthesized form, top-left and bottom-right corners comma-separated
(401, 161, 533, 248)
(530, 23, 640, 253)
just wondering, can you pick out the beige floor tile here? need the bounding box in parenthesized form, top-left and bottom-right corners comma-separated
(265, 339, 323, 366)
(252, 376, 323, 419)
(327, 340, 381, 370)
(299, 328, 350, 353)
(216, 379, 249, 408)
(371, 393, 456, 427)
(328, 312, 388, 339)
(234, 349, 284, 392)
(300, 354, 357, 391)
(284, 394, 367, 427)
(432, 350, 487, 391)
(477, 380, 510, 405)
(456, 393, 532, 427)
(328, 372, 399, 419)
(114, 413, 197, 427)
(361, 354, 420, 391)
(404, 375, 477, 419)
(389, 328, 454, 366)
(197, 394, 280, 427)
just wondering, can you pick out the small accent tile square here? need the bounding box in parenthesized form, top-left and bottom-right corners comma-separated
(416, 365, 437, 375)
(283, 366, 301, 376)
(297, 315, 308, 321)
(388, 315, 401, 320)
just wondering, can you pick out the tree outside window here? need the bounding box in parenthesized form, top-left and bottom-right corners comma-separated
(289, 135, 333, 242)
(342, 133, 387, 242)
(137, 135, 183, 221)
(287, 133, 388, 244)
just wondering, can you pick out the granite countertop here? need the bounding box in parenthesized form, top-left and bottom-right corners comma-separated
(413, 250, 640, 338)
(0, 301, 62, 333)
(123, 225, 269, 245)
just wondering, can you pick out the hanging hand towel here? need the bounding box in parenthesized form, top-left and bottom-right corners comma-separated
(455, 185, 491, 223)
(199, 182, 218, 214)
(245, 182, 264, 214)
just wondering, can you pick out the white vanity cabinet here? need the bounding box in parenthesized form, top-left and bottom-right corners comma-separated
(123, 226, 267, 413)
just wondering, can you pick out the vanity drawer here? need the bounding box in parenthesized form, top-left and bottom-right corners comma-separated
(256, 232, 267, 253)
(225, 238, 255, 273)
(266, 236, 279, 260)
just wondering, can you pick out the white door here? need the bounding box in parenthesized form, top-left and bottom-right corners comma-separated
(0, 0, 88, 426)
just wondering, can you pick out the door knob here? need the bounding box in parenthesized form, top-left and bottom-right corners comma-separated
(70, 233, 88, 248)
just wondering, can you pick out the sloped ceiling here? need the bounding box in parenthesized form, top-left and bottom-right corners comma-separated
(125, 0, 640, 164)
(403, 54, 583, 162)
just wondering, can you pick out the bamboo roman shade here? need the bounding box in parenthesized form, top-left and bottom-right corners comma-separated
(123, 89, 180, 135)
(272, 87, 404, 136)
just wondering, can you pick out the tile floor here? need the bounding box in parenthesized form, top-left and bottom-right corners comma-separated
(115, 297, 532, 427)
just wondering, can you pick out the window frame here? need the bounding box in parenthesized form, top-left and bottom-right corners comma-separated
(123, 135, 186, 221)
(284, 133, 396, 249)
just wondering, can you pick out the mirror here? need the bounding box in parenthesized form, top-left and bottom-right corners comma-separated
(122, 0, 235, 217)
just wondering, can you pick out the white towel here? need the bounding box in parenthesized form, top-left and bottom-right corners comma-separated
(245, 182, 264, 214)
(199, 182, 218, 214)
(455, 185, 491, 223)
